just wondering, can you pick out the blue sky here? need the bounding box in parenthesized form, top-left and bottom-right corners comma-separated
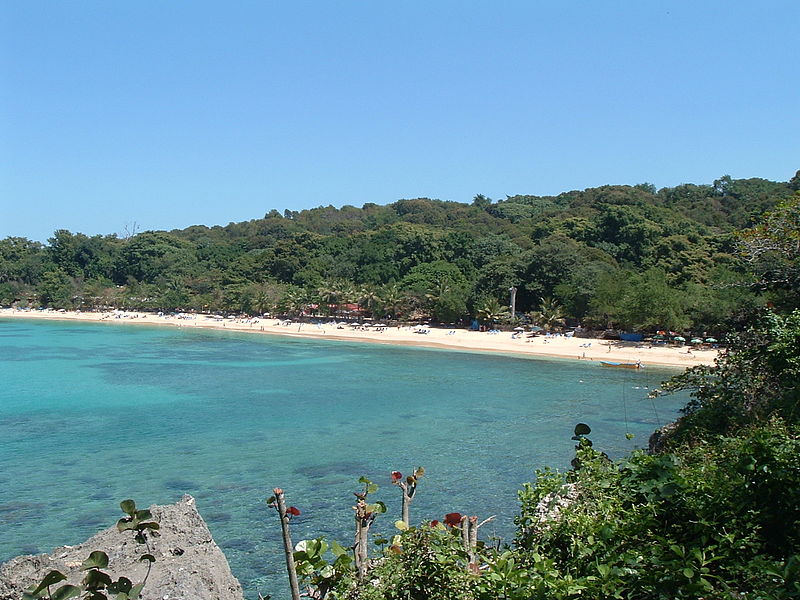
(2, 1, 798, 242)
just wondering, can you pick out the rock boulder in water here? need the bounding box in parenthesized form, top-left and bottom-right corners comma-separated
(0, 495, 244, 600)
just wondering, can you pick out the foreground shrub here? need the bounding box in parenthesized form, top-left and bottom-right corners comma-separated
(515, 420, 800, 599)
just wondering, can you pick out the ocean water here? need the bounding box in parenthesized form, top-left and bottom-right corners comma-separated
(0, 318, 688, 598)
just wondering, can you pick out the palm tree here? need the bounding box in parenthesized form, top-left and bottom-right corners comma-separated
(476, 298, 510, 326)
(316, 282, 339, 317)
(424, 277, 451, 309)
(357, 285, 381, 319)
(379, 284, 407, 321)
(279, 287, 310, 318)
(527, 296, 566, 331)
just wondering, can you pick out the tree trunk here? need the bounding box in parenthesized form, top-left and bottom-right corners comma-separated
(274, 489, 301, 600)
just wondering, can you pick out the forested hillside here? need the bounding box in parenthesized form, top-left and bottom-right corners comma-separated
(2, 174, 797, 333)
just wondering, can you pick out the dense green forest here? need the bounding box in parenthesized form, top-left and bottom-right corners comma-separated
(2, 173, 799, 334)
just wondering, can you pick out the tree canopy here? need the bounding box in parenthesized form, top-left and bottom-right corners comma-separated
(1, 173, 797, 334)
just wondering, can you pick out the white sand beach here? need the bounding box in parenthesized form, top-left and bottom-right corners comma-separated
(0, 308, 718, 368)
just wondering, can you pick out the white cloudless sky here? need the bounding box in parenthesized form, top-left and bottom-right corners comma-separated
(2, 1, 798, 241)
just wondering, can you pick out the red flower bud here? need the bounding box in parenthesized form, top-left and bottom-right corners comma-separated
(391, 471, 402, 482)
(430, 520, 440, 527)
(286, 506, 301, 516)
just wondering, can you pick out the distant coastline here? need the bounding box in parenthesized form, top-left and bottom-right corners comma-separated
(0, 308, 717, 368)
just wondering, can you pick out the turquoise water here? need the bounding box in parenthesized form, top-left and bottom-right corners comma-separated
(0, 319, 687, 598)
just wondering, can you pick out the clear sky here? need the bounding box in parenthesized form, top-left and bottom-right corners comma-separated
(2, 1, 798, 242)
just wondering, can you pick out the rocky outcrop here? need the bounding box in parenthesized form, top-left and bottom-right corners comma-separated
(522, 483, 578, 537)
(648, 419, 681, 453)
(0, 495, 244, 600)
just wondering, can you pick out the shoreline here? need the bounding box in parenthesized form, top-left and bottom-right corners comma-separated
(0, 308, 718, 368)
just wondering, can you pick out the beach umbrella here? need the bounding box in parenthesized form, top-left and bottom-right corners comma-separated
(705, 337, 718, 343)
(690, 338, 703, 344)
(530, 325, 544, 331)
(514, 326, 525, 331)
(673, 336, 686, 342)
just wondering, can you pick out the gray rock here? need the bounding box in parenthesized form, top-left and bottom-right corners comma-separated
(520, 483, 578, 537)
(648, 419, 680, 453)
(0, 495, 244, 600)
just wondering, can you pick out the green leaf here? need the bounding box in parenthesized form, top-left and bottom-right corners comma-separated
(395, 520, 409, 531)
(29, 571, 67, 595)
(81, 551, 109, 570)
(120, 500, 136, 517)
(331, 540, 348, 557)
(128, 583, 145, 599)
(682, 567, 694, 578)
(51, 586, 81, 600)
(659, 482, 679, 498)
(414, 466, 425, 478)
(366, 482, 379, 495)
(574, 423, 591, 436)
(83, 569, 113, 588)
(305, 538, 327, 559)
(319, 565, 334, 579)
(358, 476, 371, 485)
(117, 518, 135, 532)
(108, 577, 132, 594)
(139, 554, 155, 563)
(368, 501, 387, 514)
(134, 509, 152, 521)
(334, 553, 353, 567)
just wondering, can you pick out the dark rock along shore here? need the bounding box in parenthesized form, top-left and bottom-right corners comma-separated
(0, 495, 244, 600)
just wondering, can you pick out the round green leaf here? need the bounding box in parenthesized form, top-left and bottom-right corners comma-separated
(574, 423, 591, 436)
(81, 550, 109, 570)
(120, 500, 136, 516)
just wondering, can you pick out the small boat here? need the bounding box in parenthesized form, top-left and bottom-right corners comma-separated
(600, 360, 642, 369)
